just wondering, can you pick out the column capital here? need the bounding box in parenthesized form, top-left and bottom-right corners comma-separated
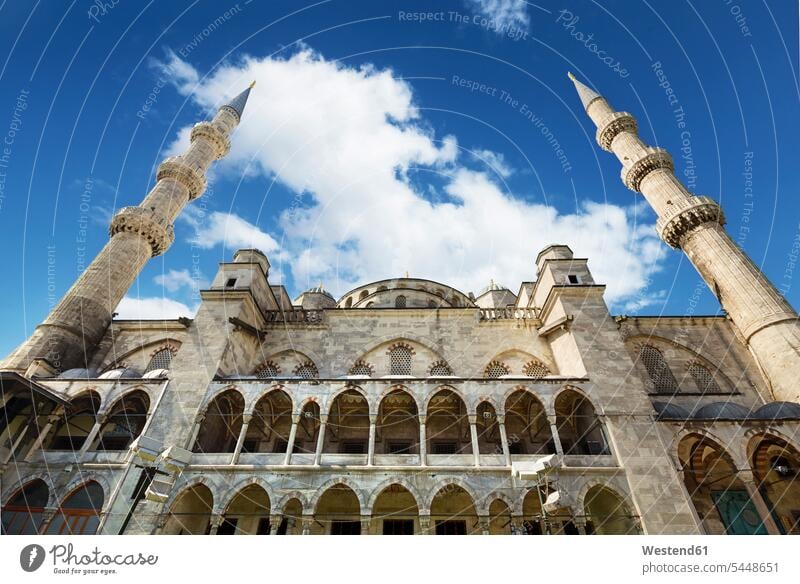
(418, 415, 427, 424)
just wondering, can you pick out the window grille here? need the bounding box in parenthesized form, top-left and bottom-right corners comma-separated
(294, 363, 319, 379)
(688, 363, 720, 393)
(389, 346, 413, 375)
(395, 295, 406, 308)
(639, 345, 678, 393)
(349, 361, 373, 376)
(429, 361, 452, 376)
(485, 361, 510, 378)
(145, 348, 174, 372)
(254, 363, 279, 379)
(523, 360, 550, 378)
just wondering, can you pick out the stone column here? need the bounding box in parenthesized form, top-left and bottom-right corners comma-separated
(418, 514, 431, 535)
(478, 515, 490, 535)
(269, 514, 282, 535)
(469, 415, 480, 466)
(78, 414, 107, 460)
(151, 513, 169, 535)
(360, 516, 372, 535)
(739, 469, 782, 535)
(573, 517, 588, 535)
(367, 414, 377, 466)
(418, 415, 427, 466)
(548, 415, 564, 456)
(510, 515, 524, 535)
(313, 415, 327, 466)
(208, 514, 224, 535)
(497, 415, 511, 466)
(2, 411, 35, 464)
(38, 507, 59, 534)
(23, 409, 63, 461)
(300, 514, 313, 535)
(230, 414, 251, 465)
(284, 414, 300, 466)
(185, 412, 206, 451)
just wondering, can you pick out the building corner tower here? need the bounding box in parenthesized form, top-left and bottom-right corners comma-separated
(568, 73, 800, 403)
(1, 83, 255, 375)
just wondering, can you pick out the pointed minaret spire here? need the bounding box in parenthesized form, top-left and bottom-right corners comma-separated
(570, 75, 800, 404)
(567, 72, 601, 110)
(222, 81, 255, 121)
(2, 78, 250, 374)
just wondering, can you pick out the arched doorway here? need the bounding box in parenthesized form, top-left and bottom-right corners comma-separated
(521, 487, 546, 534)
(426, 390, 471, 457)
(95, 391, 150, 450)
(505, 390, 553, 454)
(430, 484, 478, 535)
(488, 499, 512, 534)
(193, 390, 244, 453)
(376, 390, 419, 455)
(277, 498, 303, 535)
(315, 484, 361, 534)
(45, 481, 104, 535)
(678, 433, 767, 535)
(372, 484, 419, 534)
(162, 484, 214, 535)
(750, 435, 800, 534)
(325, 390, 369, 456)
(1, 479, 49, 534)
(247, 390, 293, 453)
(295, 401, 321, 456)
(555, 390, 607, 455)
(219, 485, 271, 535)
(583, 485, 640, 534)
(47, 392, 102, 451)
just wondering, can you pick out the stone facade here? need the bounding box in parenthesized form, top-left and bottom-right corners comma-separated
(1, 80, 799, 536)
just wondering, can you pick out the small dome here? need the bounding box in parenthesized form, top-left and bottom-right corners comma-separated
(58, 368, 97, 379)
(693, 401, 752, 420)
(99, 367, 142, 379)
(478, 280, 509, 296)
(143, 368, 169, 379)
(652, 401, 690, 420)
(300, 284, 334, 300)
(753, 401, 800, 420)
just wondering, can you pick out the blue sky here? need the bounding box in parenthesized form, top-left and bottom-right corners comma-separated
(0, 0, 797, 357)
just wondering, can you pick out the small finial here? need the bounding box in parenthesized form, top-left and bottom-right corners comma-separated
(318, 281, 324, 291)
(249, 80, 256, 89)
(405, 270, 409, 278)
(567, 71, 576, 81)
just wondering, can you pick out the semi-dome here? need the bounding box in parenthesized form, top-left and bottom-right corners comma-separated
(303, 284, 334, 299)
(474, 279, 517, 309)
(58, 368, 97, 379)
(652, 401, 690, 420)
(337, 277, 474, 309)
(99, 367, 142, 379)
(692, 401, 752, 420)
(294, 283, 337, 309)
(753, 401, 800, 420)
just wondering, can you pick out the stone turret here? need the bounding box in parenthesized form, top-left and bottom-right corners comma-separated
(568, 73, 800, 403)
(2, 83, 256, 374)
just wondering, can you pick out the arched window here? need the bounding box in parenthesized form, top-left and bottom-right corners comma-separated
(47, 392, 101, 451)
(639, 345, 678, 393)
(349, 361, 373, 377)
(345, 297, 353, 308)
(254, 362, 279, 379)
(484, 361, 510, 378)
(45, 482, 104, 535)
(523, 359, 550, 378)
(389, 346, 413, 376)
(294, 362, 319, 379)
(359, 290, 369, 302)
(429, 361, 452, 376)
(96, 391, 150, 451)
(688, 363, 721, 393)
(395, 295, 406, 308)
(1, 480, 49, 534)
(145, 347, 174, 373)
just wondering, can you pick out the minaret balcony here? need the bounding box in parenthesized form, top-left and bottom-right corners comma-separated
(191, 121, 231, 159)
(156, 156, 208, 200)
(655, 196, 725, 248)
(109, 206, 175, 256)
(621, 147, 673, 192)
(596, 111, 637, 151)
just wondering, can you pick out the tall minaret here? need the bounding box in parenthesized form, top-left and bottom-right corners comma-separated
(568, 73, 800, 403)
(2, 83, 255, 374)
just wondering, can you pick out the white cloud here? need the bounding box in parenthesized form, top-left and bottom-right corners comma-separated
(160, 47, 666, 308)
(154, 268, 207, 292)
(116, 296, 196, 320)
(182, 208, 281, 254)
(471, 149, 514, 178)
(466, 0, 530, 32)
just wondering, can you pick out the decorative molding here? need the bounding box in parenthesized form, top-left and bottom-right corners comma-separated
(656, 196, 725, 248)
(596, 111, 637, 151)
(621, 147, 673, 192)
(109, 206, 174, 256)
(156, 156, 207, 200)
(190, 121, 230, 158)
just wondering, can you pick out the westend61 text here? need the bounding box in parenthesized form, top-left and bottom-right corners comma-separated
(642, 545, 708, 556)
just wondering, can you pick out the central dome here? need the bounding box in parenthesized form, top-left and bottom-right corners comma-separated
(338, 277, 475, 309)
